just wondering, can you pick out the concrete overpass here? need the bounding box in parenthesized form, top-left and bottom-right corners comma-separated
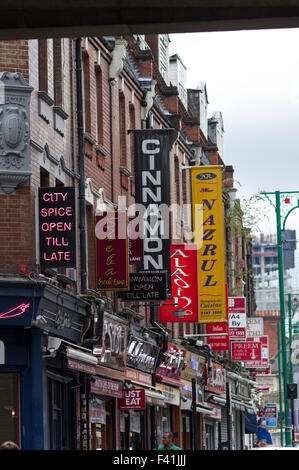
(2, 1, 299, 39)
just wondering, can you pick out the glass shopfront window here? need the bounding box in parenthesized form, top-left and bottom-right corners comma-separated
(0, 374, 19, 447)
(156, 405, 171, 448)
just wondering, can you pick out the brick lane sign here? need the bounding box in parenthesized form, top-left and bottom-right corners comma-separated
(231, 341, 262, 361)
(39, 187, 76, 267)
(118, 389, 146, 410)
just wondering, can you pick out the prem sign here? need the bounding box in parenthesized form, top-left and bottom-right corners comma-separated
(191, 166, 227, 323)
(160, 245, 198, 323)
(39, 187, 76, 267)
(133, 129, 171, 296)
(231, 341, 262, 361)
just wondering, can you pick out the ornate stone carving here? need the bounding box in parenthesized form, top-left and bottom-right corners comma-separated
(0, 72, 33, 194)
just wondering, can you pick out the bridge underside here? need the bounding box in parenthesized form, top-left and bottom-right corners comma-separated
(2, 1, 299, 39)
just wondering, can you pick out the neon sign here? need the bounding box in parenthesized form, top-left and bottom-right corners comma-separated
(0, 303, 30, 319)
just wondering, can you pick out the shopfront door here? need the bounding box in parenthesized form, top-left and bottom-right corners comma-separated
(0, 374, 20, 447)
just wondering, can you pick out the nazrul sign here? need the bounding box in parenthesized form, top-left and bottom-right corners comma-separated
(0, 72, 33, 194)
(191, 166, 227, 323)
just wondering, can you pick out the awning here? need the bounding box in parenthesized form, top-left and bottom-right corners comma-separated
(205, 393, 227, 406)
(180, 398, 214, 415)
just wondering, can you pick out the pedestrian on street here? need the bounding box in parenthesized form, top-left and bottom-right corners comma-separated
(0, 441, 19, 450)
(158, 432, 181, 450)
(257, 418, 272, 445)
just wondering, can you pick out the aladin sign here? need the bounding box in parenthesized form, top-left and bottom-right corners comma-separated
(191, 166, 227, 323)
(160, 244, 198, 322)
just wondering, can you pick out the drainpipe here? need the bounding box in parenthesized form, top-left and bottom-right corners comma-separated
(75, 38, 88, 294)
(109, 79, 115, 204)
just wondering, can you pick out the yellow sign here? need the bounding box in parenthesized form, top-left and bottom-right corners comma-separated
(191, 166, 227, 323)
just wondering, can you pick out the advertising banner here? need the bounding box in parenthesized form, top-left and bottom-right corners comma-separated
(206, 284, 229, 350)
(245, 336, 269, 369)
(39, 187, 76, 268)
(95, 211, 128, 290)
(231, 340, 262, 361)
(264, 403, 278, 427)
(247, 317, 264, 338)
(255, 375, 276, 391)
(191, 166, 227, 323)
(160, 244, 198, 322)
(228, 297, 247, 339)
(133, 129, 172, 297)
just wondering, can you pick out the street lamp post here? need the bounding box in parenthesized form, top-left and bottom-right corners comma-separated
(271, 322, 284, 446)
(261, 190, 299, 447)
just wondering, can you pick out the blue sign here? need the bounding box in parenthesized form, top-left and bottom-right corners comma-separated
(196, 172, 216, 181)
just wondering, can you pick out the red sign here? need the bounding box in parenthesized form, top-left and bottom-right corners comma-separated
(245, 336, 269, 369)
(205, 362, 226, 395)
(228, 297, 246, 339)
(231, 341, 262, 361)
(160, 245, 198, 322)
(206, 284, 229, 350)
(89, 377, 124, 398)
(155, 343, 186, 380)
(95, 211, 128, 290)
(118, 389, 146, 410)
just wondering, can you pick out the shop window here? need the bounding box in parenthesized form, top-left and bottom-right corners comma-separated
(156, 405, 171, 448)
(53, 38, 63, 107)
(95, 68, 103, 145)
(119, 92, 127, 167)
(0, 374, 19, 447)
(48, 378, 74, 450)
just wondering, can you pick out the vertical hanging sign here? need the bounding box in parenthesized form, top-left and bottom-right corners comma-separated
(95, 211, 128, 290)
(160, 244, 198, 322)
(133, 129, 172, 297)
(191, 166, 227, 323)
(39, 187, 76, 268)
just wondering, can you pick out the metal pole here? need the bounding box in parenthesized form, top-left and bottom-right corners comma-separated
(291, 397, 295, 446)
(191, 378, 198, 450)
(288, 294, 294, 383)
(275, 191, 292, 446)
(276, 324, 284, 447)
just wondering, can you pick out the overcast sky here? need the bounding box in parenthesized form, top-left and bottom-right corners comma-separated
(169, 28, 299, 237)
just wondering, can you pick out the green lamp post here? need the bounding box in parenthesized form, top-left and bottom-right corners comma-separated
(261, 190, 299, 447)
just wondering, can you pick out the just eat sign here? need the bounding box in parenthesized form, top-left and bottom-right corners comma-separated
(118, 389, 146, 410)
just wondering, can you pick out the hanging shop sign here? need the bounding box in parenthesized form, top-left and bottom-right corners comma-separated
(95, 211, 128, 290)
(231, 340, 262, 361)
(39, 187, 76, 268)
(263, 403, 278, 427)
(126, 332, 160, 375)
(180, 350, 206, 386)
(97, 313, 128, 371)
(118, 389, 146, 410)
(206, 284, 229, 350)
(120, 271, 168, 301)
(191, 166, 227, 323)
(124, 368, 152, 387)
(156, 383, 180, 406)
(255, 375, 276, 392)
(89, 376, 124, 399)
(155, 343, 186, 381)
(228, 297, 246, 339)
(246, 317, 264, 338)
(133, 129, 172, 297)
(245, 336, 269, 369)
(159, 244, 199, 322)
(205, 362, 226, 395)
